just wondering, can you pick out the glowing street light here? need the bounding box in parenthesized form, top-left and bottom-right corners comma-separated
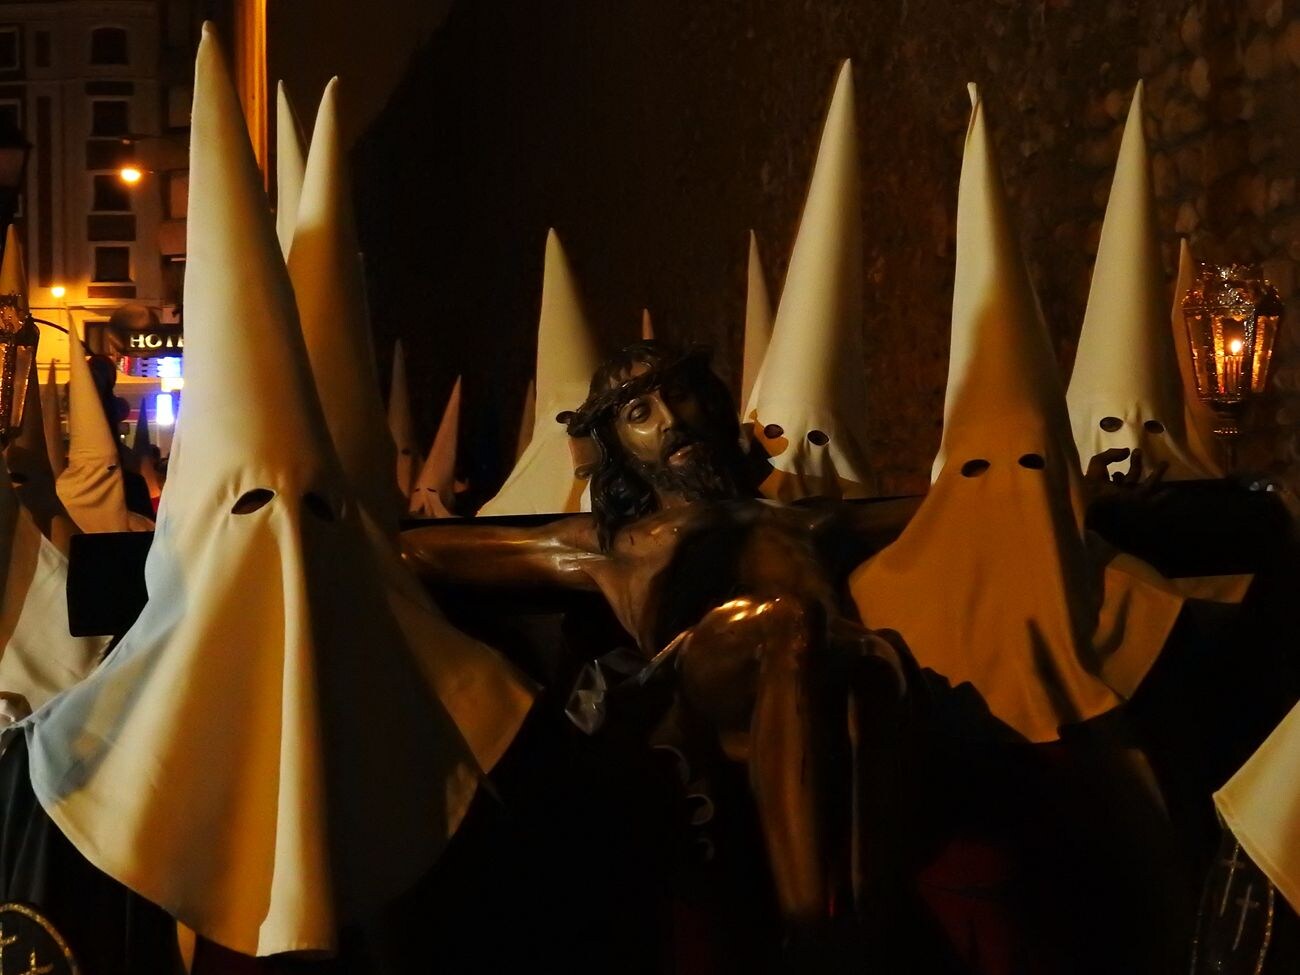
(49, 285, 65, 299)
(119, 166, 143, 185)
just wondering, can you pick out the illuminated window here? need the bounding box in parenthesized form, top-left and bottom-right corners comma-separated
(90, 27, 128, 66)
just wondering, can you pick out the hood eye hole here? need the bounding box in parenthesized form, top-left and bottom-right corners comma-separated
(1018, 453, 1046, 470)
(806, 429, 829, 446)
(763, 423, 784, 439)
(1143, 419, 1165, 434)
(107, 464, 118, 472)
(960, 459, 990, 477)
(1099, 416, 1123, 432)
(9, 472, 27, 486)
(400, 448, 412, 456)
(232, 488, 275, 514)
(555, 410, 575, 425)
(303, 492, 337, 522)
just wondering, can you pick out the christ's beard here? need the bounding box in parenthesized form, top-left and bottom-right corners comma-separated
(640, 441, 740, 503)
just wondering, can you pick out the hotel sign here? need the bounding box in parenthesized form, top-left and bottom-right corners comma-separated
(123, 327, 184, 355)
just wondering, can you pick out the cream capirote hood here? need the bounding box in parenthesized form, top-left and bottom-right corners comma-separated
(0, 449, 105, 711)
(0, 228, 77, 551)
(745, 61, 872, 501)
(409, 376, 460, 519)
(1067, 82, 1210, 480)
(1214, 701, 1300, 915)
(275, 80, 307, 258)
(289, 81, 533, 762)
(388, 338, 422, 499)
(739, 230, 773, 415)
(478, 229, 599, 515)
(40, 360, 65, 478)
(850, 86, 1184, 744)
(288, 76, 402, 536)
(21, 26, 504, 958)
(54, 325, 148, 533)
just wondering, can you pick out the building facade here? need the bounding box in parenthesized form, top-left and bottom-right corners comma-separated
(0, 0, 199, 378)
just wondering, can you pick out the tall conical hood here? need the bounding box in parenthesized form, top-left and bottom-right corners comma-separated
(409, 376, 460, 518)
(740, 230, 773, 413)
(388, 339, 421, 498)
(7, 359, 76, 551)
(1067, 83, 1208, 480)
(20, 27, 532, 958)
(1170, 239, 1225, 476)
(640, 307, 655, 341)
(745, 61, 871, 500)
(275, 81, 307, 258)
(1214, 701, 1300, 915)
(514, 377, 536, 463)
(289, 76, 401, 534)
(0, 450, 105, 711)
(932, 85, 1075, 481)
(54, 325, 134, 533)
(132, 398, 163, 501)
(479, 229, 599, 515)
(850, 86, 1183, 743)
(40, 361, 65, 476)
(0, 230, 76, 549)
(0, 225, 25, 299)
(131, 395, 151, 456)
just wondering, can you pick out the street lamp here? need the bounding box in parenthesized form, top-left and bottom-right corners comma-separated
(118, 166, 143, 185)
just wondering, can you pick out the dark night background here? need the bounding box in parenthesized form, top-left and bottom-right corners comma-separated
(348, 0, 1300, 500)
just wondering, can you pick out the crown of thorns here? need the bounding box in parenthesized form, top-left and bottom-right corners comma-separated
(564, 345, 713, 437)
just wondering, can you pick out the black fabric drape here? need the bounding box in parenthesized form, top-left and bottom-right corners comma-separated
(0, 735, 183, 975)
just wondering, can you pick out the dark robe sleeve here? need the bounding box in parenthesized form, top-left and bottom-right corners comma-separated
(0, 735, 183, 975)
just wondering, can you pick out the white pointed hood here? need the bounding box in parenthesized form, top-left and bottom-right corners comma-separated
(514, 377, 536, 464)
(409, 377, 460, 518)
(1214, 701, 1300, 915)
(745, 61, 872, 500)
(54, 326, 137, 533)
(1067, 83, 1209, 480)
(20, 27, 529, 957)
(275, 81, 307, 258)
(288, 76, 402, 535)
(0, 229, 77, 550)
(850, 86, 1183, 743)
(7, 359, 77, 552)
(740, 230, 773, 413)
(640, 307, 655, 341)
(388, 339, 422, 498)
(1170, 239, 1225, 476)
(478, 229, 599, 515)
(0, 450, 105, 710)
(132, 398, 163, 501)
(41, 361, 65, 477)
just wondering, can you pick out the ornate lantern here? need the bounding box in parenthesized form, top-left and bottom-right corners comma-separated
(1181, 263, 1284, 468)
(0, 293, 39, 443)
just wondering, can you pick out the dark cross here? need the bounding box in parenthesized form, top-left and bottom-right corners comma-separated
(1218, 842, 1247, 917)
(1232, 882, 1262, 952)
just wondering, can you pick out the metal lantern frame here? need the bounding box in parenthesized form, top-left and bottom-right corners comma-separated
(1181, 262, 1284, 467)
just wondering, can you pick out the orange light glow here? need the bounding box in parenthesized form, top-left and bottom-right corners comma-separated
(50, 285, 65, 299)
(119, 166, 143, 184)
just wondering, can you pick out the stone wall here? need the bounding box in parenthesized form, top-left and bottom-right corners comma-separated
(355, 0, 1300, 498)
